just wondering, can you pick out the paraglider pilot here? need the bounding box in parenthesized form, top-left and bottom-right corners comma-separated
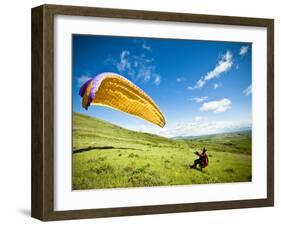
(190, 147, 209, 170)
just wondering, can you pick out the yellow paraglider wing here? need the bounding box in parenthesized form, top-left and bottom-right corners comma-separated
(79, 73, 165, 128)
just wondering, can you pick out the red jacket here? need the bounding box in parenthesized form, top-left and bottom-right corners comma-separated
(199, 152, 209, 168)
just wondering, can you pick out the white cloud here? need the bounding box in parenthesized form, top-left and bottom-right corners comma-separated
(194, 116, 207, 121)
(125, 120, 251, 138)
(153, 74, 161, 85)
(213, 83, 222, 89)
(176, 77, 187, 82)
(142, 41, 151, 51)
(191, 96, 208, 103)
(239, 45, 249, 56)
(243, 84, 252, 96)
(77, 75, 92, 86)
(188, 78, 205, 90)
(108, 50, 160, 85)
(188, 51, 233, 90)
(200, 98, 232, 113)
(117, 50, 131, 73)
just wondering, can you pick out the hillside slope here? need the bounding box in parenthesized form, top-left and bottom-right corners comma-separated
(179, 131, 252, 155)
(72, 112, 252, 189)
(73, 112, 175, 152)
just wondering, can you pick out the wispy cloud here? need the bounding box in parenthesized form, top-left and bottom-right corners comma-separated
(153, 74, 161, 86)
(125, 120, 251, 138)
(191, 96, 208, 103)
(117, 50, 131, 73)
(176, 77, 187, 82)
(200, 98, 232, 113)
(239, 45, 249, 56)
(213, 83, 222, 89)
(243, 84, 252, 96)
(194, 116, 207, 121)
(142, 41, 151, 51)
(188, 51, 233, 90)
(77, 75, 92, 86)
(106, 50, 160, 85)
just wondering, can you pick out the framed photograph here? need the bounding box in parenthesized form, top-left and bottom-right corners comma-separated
(31, 4, 274, 221)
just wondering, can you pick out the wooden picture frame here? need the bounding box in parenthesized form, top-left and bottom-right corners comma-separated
(31, 4, 274, 221)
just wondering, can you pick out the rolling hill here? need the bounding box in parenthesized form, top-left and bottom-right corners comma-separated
(72, 112, 252, 189)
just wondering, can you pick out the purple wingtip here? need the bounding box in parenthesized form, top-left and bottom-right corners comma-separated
(79, 79, 93, 97)
(79, 78, 98, 110)
(79, 73, 116, 110)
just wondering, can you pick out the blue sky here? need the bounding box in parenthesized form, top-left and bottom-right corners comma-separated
(72, 34, 252, 137)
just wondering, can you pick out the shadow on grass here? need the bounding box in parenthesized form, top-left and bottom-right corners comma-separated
(187, 165, 206, 173)
(73, 146, 142, 154)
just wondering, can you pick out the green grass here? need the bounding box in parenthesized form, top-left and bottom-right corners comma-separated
(72, 112, 252, 190)
(180, 131, 252, 155)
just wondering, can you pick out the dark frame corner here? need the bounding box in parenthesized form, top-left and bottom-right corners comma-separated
(31, 4, 274, 221)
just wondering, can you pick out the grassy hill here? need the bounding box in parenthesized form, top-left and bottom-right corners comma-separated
(177, 130, 252, 155)
(72, 112, 252, 190)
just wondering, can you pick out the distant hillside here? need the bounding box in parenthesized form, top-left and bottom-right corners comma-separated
(178, 130, 252, 155)
(173, 130, 252, 140)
